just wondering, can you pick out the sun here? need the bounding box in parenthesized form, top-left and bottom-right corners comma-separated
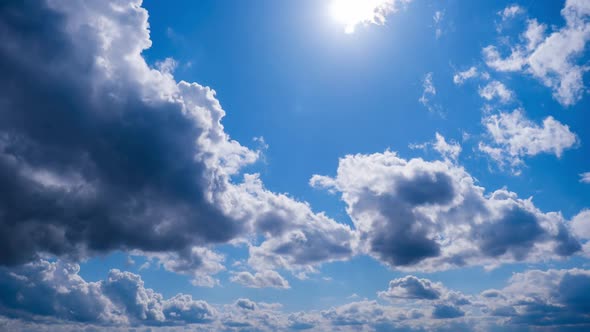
(330, 0, 391, 34)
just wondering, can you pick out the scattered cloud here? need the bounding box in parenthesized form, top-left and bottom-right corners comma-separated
(484, 1, 590, 106)
(580, 172, 590, 183)
(479, 109, 578, 170)
(498, 5, 524, 21)
(230, 270, 290, 289)
(478, 80, 514, 103)
(419, 72, 439, 112)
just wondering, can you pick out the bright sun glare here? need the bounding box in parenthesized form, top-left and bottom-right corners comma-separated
(330, 0, 390, 34)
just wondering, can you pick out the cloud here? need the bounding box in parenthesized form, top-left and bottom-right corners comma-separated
(478, 81, 514, 103)
(484, 1, 590, 106)
(311, 150, 581, 271)
(480, 268, 590, 328)
(379, 276, 443, 300)
(479, 109, 578, 169)
(230, 270, 290, 289)
(330, 0, 412, 34)
(419, 72, 439, 112)
(0, 259, 216, 326)
(580, 172, 590, 183)
(453, 67, 480, 85)
(433, 10, 444, 38)
(498, 5, 524, 20)
(0, 0, 355, 285)
(571, 209, 590, 240)
(431, 304, 464, 319)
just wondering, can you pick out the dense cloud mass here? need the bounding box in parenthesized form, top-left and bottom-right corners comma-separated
(311, 150, 581, 270)
(0, 0, 354, 278)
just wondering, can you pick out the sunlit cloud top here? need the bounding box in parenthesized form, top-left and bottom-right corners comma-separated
(330, 0, 409, 33)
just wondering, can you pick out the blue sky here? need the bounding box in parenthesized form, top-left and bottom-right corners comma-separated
(0, 0, 590, 331)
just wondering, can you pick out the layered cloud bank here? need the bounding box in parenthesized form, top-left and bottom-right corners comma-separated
(1, 259, 590, 331)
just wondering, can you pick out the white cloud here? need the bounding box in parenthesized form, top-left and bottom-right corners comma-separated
(479, 109, 578, 169)
(571, 209, 590, 239)
(453, 66, 480, 85)
(330, 0, 412, 34)
(484, 1, 590, 106)
(433, 10, 444, 38)
(478, 80, 514, 103)
(230, 270, 290, 289)
(498, 5, 524, 20)
(580, 172, 590, 183)
(419, 72, 439, 112)
(311, 150, 581, 271)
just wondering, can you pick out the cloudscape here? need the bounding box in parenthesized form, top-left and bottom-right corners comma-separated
(0, 0, 589, 331)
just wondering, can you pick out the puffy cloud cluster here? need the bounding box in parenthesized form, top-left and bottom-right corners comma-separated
(0, 260, 215, 326)
(2, 260, 590, 331)
(479, 268, 590, 329)
(479, 109, 578, 170)
(0, 0, 355, 281)
(311, 149, 581, 271)
(484, 0, 590, 106)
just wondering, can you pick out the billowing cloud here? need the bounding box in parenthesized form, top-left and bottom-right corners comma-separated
(311, 150, 581, 271)
(0, 0, 354, 284)
(484, 0, 590, 106)
(0, 260, 216, 326)
(479, 109, 578, 170)
(379, 276, 444, 300)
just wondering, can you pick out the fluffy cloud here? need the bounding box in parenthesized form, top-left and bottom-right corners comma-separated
(453, 67, 479, 85)
(0, 0, 355, 284)
(230, 270, 290, 289)
(3, 261, 590, 331)
(379, 276, 444, 300)
(484, 0, 590, 106)
(478, 81, 514, 103)
(0, 260, 216, 326)
(479, 268, 590, 328)
(311, 150, 581, 271)
(479, 109, 578, 169)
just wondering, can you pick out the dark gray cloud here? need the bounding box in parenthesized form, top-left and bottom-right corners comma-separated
(0, 0, 257, 266)
(431, 305, 464, 319)
(0, 0, 355, 278)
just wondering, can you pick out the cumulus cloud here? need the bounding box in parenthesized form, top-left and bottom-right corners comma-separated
(0, 0, 355, 284)
(379, 276, 444, 300)
(479, 109, 578, 170)
(230, 270, 290, 289)
(571, 210, 590, 240)
(484, 1, 590, 106)
(479, 268, 590, 328)
(0, 260, 216, 326)
(311, 150, 581, 271)
(3, 260, 590, 331)
(478, 81, 514, 103)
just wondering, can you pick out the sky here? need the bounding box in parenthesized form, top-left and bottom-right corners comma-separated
(0, 0, 590, 331)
